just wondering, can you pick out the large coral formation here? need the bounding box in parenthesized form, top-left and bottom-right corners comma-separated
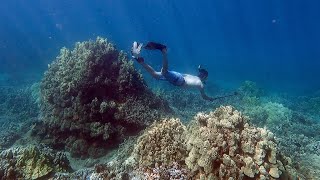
(126, 106, 299, 179)
(185, 106, 296, 179)
(0, 145, 71, 180)
(38, 37, 171, 158)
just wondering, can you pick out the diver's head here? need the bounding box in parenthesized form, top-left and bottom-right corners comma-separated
(197, 65, 208, 82)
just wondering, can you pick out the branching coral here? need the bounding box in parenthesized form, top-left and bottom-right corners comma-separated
(38, 37, 171, 158)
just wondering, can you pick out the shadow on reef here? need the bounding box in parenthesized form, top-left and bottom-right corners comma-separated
(32, 37, 172, 159)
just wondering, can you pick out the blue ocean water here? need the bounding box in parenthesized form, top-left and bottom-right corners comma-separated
(1, 1, 320, 179)
(1, 0, 320, 94)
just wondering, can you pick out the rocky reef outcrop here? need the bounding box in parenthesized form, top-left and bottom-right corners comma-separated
(37, 37, 171, 158)
(0, 145, 71, 180)
(126, 106, 300, 179)
(185, 106, 297, 179)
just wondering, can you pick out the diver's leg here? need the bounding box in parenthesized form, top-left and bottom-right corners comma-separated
(140, 62, 162, 79)
(161, 49, 168, 73)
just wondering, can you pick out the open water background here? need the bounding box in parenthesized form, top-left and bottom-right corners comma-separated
(0, 0, 319, 94)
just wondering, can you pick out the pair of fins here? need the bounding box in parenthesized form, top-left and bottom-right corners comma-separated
(144, 42, 166, 51)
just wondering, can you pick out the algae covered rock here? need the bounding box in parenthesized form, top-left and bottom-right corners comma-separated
(0, 145, 71, 180)
(38, 37, 171, 158)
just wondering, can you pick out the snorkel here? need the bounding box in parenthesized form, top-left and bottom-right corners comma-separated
(197, 65, 208, 83)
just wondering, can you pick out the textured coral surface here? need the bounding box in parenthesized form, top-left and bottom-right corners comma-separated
(38, 37, 171, 158)
(0, 85, 39, 150)
(185, 106, 296, 179)
(132, 118, 187, 167)
(0, 145, 70, 180)
(125, 106, 300, 180)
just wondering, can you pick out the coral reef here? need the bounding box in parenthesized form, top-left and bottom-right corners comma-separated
(0, 85, 39, 150)
(244, 102, 293, 126)
(298, 153, 320, 179)
(38, 37, 171, 158)
(123, 106, 300, 179)
(131, 118, 187, 167)
(238, 80, 264, 98)
(290, 92, 320, 119)
(185, 106, 297, 179)
(0, 145, 71, 180)
(262, 102, 293, 125)
(152, 84, 224, 122)
(131, 162, 189, 179)
(234, 81, 320, 179)
(0, 85, 39, 120)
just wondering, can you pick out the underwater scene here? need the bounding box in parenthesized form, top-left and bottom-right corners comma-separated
(0, 0, 320, 179)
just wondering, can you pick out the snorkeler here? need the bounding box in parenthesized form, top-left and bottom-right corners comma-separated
(131, 41, 236, 101)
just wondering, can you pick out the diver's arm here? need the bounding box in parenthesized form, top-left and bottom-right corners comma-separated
(139, 62, 162, 79)
(131, 41, 162, 79)
(200, 88, 239, 101)
(161, 48, 168, 72)
(199, 87, 214, 101)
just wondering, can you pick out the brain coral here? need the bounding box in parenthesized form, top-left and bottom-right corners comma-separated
(38, 37, 171, 158)
(186, 106, 297, 179)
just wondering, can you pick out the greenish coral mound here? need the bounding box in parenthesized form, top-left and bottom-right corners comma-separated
(262, 102, 293, 125)
(38, 37, 171, 158)
(0, 145, 71, 180)
(244, 102, 293, 127)
(238, 80, 264, 98)
(131, 118, 187, 167)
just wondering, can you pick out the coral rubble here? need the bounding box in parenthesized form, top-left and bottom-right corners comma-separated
(38, 37, 171, 158)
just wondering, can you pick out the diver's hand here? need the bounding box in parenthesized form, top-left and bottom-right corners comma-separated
(131, 41, 143, 59)
(161, 47, 167, 54)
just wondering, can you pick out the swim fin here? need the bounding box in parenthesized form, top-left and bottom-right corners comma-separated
(144, 42, 167, 51)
